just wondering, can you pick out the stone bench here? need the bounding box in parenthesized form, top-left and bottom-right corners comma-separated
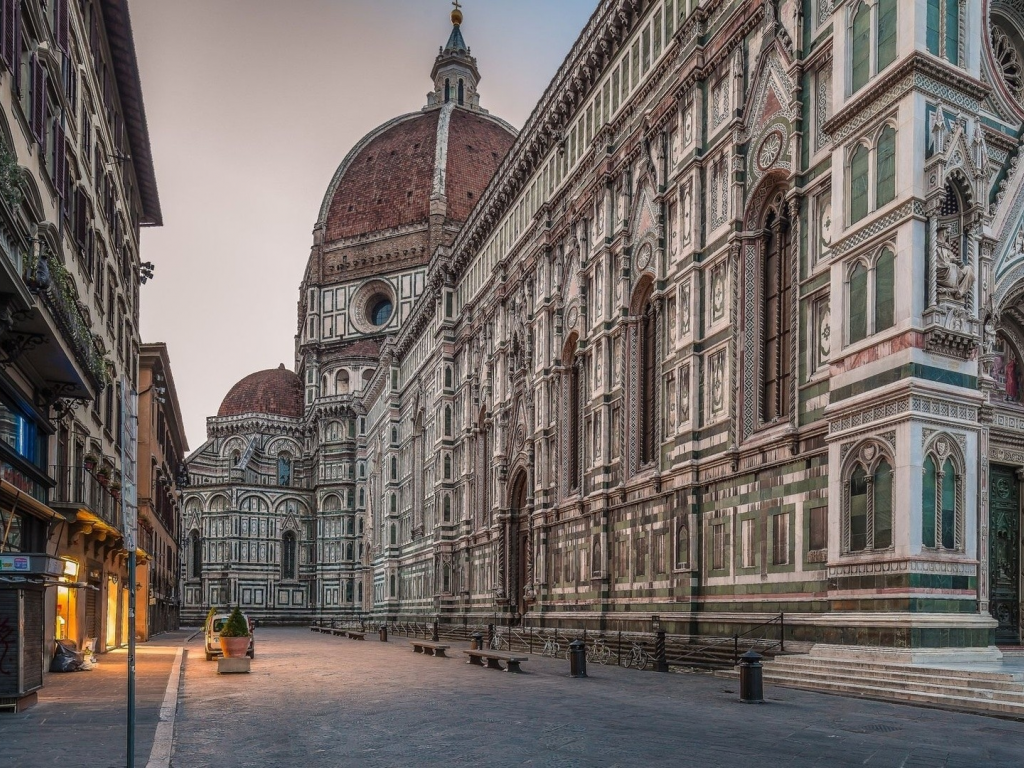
(463, 649, 528, 673)
(411, 640, 451, 657)
(346, 631, 367, 640)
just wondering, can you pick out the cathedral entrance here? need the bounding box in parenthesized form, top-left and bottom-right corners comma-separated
(989, 464, 1021, 645)
(509, 471, 529, 621)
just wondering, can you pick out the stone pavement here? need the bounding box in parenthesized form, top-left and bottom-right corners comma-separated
(171, 628, 1024, 767)
(0, 630, 189, 768)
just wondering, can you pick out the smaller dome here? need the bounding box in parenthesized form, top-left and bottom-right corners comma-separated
(218, 365, 304, 419)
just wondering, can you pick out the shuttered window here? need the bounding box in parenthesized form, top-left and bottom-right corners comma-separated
(850, 144, 869, 222)
(926, 0, 941, 55)
(876, 125, 896, 207)
(851, 2, 871, 92)
(876, 0, 898, 71)
(849, 262, 868, 343)
(874, 248, 895, 331)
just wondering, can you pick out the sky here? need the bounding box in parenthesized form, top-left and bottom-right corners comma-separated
(131, 0, 596, 452)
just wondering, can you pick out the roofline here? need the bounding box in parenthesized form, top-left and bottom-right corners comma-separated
(140, 342, 189, 453)
(101, 0, 162, 227)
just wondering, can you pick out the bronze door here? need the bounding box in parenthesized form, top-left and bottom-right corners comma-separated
(989, 465, 1021, 644)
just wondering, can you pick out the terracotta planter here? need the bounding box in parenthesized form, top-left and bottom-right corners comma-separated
(96, 473, 109, 487)
(220, 636, 250, 658)
(84, 458, 97, 472)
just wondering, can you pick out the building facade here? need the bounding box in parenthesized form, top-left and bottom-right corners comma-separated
(0, 0, 160, 708)
(186, 1, 1024, 658)
(136, 343, 186, 640)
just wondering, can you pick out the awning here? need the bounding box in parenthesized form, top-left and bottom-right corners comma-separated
(74, 509, 122, 539)
(0, 480, 59, 522)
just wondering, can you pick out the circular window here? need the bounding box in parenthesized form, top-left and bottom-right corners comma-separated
(369, 296, 393, 326)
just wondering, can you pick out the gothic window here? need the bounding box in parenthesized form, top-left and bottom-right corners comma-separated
(922, 443, 962, 550)
(336, 370, 349, 394)
(443, 495, 451, 522)
(875, 125, 896, 207)
(849, 143, 870, 222)
(772, 512, 790, 565)
(566, 340, 583, 491)
(875, 0, 897, 71)
(444, 366, 453, 389)
(458, 78, 465, 106)
(851, 0, 898, 93)
(874, 248, 895, 331)
(851, 2, 871, 92)
(189, 530, 201, 579)
(843, 447, 894, 553)
(231, 450, 240, 467)
(444, 405, 452, 437)
(277, 454, 292, 486)
(675, 521, 689, 569)
(390, 523, 397, 547)
(282, 531, 297, 580)
(849, 262, 869, 343)
(444, 78, 450, 103)
(390, 456, 397, 481)
(927, 0, 960, 65)
(346, 541, 354, 561)
(389, 493, 396, 514)
(761, 209, 793, 423)
(639, 291, 657, 464)
(443, 454, 452, 479)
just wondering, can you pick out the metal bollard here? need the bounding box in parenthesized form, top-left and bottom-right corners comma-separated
(487, 623, 495, 649)
(432, 619, 439, 642)
(738, 650, 764, 704)
(471, 632, 484, 651)
(654, 629, 668, 673)
(379, 625, 388, 642)
(568, 639, 587, 678)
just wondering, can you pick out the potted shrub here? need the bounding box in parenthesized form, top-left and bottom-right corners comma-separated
(95, 465, 110, 486)
(83, 451, 99, 472)
(109, 480, 122, 501)
(218, 607, 251, 658)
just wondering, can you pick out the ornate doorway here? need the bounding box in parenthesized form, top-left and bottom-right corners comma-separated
(508, 471, 530, 620)
(989, 464, 1021, 644)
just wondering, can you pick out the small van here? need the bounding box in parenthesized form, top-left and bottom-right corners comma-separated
(204, 612, 256, 661)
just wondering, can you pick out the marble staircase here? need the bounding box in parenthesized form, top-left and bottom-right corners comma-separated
(721, 653, 1024, 718)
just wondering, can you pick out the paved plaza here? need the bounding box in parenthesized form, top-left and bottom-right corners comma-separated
(171, 628, 1024, 767)
(4, 627, 1024, 767)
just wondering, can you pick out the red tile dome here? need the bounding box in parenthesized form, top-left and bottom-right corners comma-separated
(218, 365, 304, 419)
(319, 107, 516, 242)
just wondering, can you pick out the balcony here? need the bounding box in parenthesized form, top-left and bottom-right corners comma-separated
(49, 465, 123, 536)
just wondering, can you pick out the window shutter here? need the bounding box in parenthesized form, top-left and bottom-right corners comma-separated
(874, 249, 895, 331)
(11, 0, 20, 94)
(0, 0, 7, 71)
(926, 0, 940, 56)
(876, 0, 898, 71)
(75, 186, 87, 245)
(875, 126, 896, 207)
(849, 263, 868, 343)
(851, 2, 870, 92)
(55, 0, 68, 54)
(54, 122, 66, 200)
(849, 144, 869, 222)
(31, 55, 46, 145)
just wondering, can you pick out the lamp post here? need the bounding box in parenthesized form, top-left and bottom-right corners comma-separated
(120, 378, 139, 768)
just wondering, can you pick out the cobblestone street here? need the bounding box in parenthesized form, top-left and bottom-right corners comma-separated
(170, 628, 1024, 767)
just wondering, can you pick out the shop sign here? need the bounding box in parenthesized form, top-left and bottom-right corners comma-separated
(0, 554, 63, 575)
(0, 555, 30, 571)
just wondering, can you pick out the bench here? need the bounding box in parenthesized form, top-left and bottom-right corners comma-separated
(411, 640, 451, 657)
(463, 649, 528, 673)
(345, 631, 366, 640)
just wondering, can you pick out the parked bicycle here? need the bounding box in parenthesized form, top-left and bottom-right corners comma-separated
(624, 641, 650, 670)
(586, 636, 613, 665)
(541, 635, 561, 658)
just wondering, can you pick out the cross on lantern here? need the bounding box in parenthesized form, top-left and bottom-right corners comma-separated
(452, 0, 462, 12)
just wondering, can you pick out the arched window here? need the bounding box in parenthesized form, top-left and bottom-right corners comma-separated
(443, 495, 451, 522)
(189, 530, 202, 579)
(876, 0, 897, 72)
(851, 2, 871, 92)
(458, 78, 464, 106)
(390, 523, 397, 547)
(675, 522, 689, 569)
(357, 582, 363, 603)
(926, 0, 960, 65)
(761, 209, 793, 423)
(922, 447, 961, 550)
(282, 531, 297, 580)
(336, 370, 349, 394)
(442, 563, 451, 593)
(874, 248, 895, 331)
(346, 541, 354, 561)
(278, 454, 292, 486)
(875, 125, 896, 207)
(345, 580, 354, 603)
(565, 335, 583, 490)
(231, 450, 241, 467)
(844, 446, 895, 553)
(389, 494, 397, 514)
(639, 292, 657, 464)
(850, 144, 869, 223)
(849, 262, 869, 344)
(347, 516, 354, 535)
(444, 405, 452, 437)
(444, 366, 453, 389)
(390, 456, 397, 481)
(444, 78, 450, 103)
(443, 454, 452, 479)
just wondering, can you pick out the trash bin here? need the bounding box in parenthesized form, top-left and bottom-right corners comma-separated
(568, 639, 587, 678)
(379, 625, 388, 642)
(471, 632, 484, 651)
(738, 650, 764, 703)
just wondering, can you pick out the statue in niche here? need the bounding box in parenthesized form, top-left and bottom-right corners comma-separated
(935, 227, 975, 304)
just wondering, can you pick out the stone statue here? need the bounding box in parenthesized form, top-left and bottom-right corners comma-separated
(935, 227, 975, 304)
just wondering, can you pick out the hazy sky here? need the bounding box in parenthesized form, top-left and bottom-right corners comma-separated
(132, 0, 595, 452)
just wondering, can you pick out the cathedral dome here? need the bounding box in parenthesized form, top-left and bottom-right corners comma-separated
(218, 365, 304, 419)
(317, 107, 516, 242)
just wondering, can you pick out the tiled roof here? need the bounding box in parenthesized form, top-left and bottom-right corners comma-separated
(445, 110, 515, 223)
(217, 365, 304, 419)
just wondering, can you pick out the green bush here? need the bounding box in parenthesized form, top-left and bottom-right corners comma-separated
(219, 607, 249, 638)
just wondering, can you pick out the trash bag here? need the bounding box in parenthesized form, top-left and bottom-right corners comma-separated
(50, 639, 85, 673)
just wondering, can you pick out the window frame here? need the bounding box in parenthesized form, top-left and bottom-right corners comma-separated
(842, 442, 897, 555)
(845, 244, 897, 346)
(921, 438, 964, 552)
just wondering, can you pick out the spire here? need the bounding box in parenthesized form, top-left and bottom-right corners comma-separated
(426, 1, 486, 113)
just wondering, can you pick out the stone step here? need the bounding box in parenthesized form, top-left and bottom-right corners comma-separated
(759, 673, 1024, 717)
(759, 666, 1024, 703)
(767, 654, 1024, 683)
(766, 659, 1024, 692)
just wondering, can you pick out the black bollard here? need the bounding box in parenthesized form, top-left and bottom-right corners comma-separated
(568, 639, 587, 678)
(432, 619, 439, 642)
(654, 629, 668, 673)
(379, 625, 388, 642)
(487, 623, 495, 649)
(738, 650, 764, 704)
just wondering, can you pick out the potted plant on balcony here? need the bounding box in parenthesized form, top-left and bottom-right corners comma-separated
(109, 479, 122, 501)
(218, 607, 251, 658)
(95, 465, 110, 486)
(83, 451, 99, 473)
